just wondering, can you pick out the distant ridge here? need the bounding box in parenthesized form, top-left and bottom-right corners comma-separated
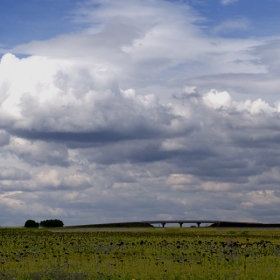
(210, 222, 280, 228)
(66, 221, 280, 228)
(66, 222, 153, 228)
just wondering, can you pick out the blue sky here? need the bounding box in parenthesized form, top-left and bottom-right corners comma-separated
(0, 0, 78, 46)
(194, 0, 280, 37)
(0, 0, 280, 226)
(1, 0, 280, 46)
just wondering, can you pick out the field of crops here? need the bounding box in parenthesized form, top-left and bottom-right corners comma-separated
(1, 227, 280, 279)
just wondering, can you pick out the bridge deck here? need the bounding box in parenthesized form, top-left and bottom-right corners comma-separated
(141, 220, 262, 227)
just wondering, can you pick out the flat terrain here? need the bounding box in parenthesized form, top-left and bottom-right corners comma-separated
(1, 227, 280, 279)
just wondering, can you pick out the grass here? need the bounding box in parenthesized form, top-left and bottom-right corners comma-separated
(1, 227, 280, 279)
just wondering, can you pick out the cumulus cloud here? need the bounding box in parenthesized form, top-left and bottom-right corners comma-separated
(1, 0, 280, 226)
(2, 48, 280, 224)
(202, 89, 232, 109)
(0, 54, 183, 148)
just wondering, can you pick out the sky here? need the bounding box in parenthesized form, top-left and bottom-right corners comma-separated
(0, 0, 280, 226)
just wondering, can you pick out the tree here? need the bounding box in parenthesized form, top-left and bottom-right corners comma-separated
(39, 219, 64, 228)
(24, 219, 39, 228)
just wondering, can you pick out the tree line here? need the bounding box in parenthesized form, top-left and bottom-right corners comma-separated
(24, 219, 64, 228)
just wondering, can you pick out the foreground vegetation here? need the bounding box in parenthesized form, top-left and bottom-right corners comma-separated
(1, 227, 280, 279)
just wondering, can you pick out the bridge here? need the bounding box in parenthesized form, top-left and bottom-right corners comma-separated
(141, 220, 262, 228)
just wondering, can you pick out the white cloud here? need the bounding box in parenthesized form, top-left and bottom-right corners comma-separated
(212, 18, 249, 35)
(10, 0, 267, 99)
(0, 53, 177, 140)
(221, 0, 239, 5)
(202, 89, 232, 109)
(35, 170, 92, 190)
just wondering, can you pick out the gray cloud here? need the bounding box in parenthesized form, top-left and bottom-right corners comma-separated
(0, 0, 280, 226)
(0, 166, 30, 181)
(6, 139, 70, 167)
(0, 131, 10, 146)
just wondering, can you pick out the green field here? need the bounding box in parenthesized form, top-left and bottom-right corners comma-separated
(1, 227, 280, 279)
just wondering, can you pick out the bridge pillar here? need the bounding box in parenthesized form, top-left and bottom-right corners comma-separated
(179, 222, 183, 228)
(197, 222, 201, 227)
(161, 223, 166, 228)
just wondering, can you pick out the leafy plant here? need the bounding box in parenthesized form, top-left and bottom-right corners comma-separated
(1, 227, 280, 279)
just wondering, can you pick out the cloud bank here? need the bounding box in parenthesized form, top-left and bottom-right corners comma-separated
(1, 0, 280, 226)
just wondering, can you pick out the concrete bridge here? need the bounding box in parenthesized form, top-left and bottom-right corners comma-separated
(141, 220, 261, 228)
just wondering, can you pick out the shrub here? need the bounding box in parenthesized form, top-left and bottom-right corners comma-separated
(24, 220, 39, 228)
(241, 230, 249, 236)
(39, 219, 64, 228)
